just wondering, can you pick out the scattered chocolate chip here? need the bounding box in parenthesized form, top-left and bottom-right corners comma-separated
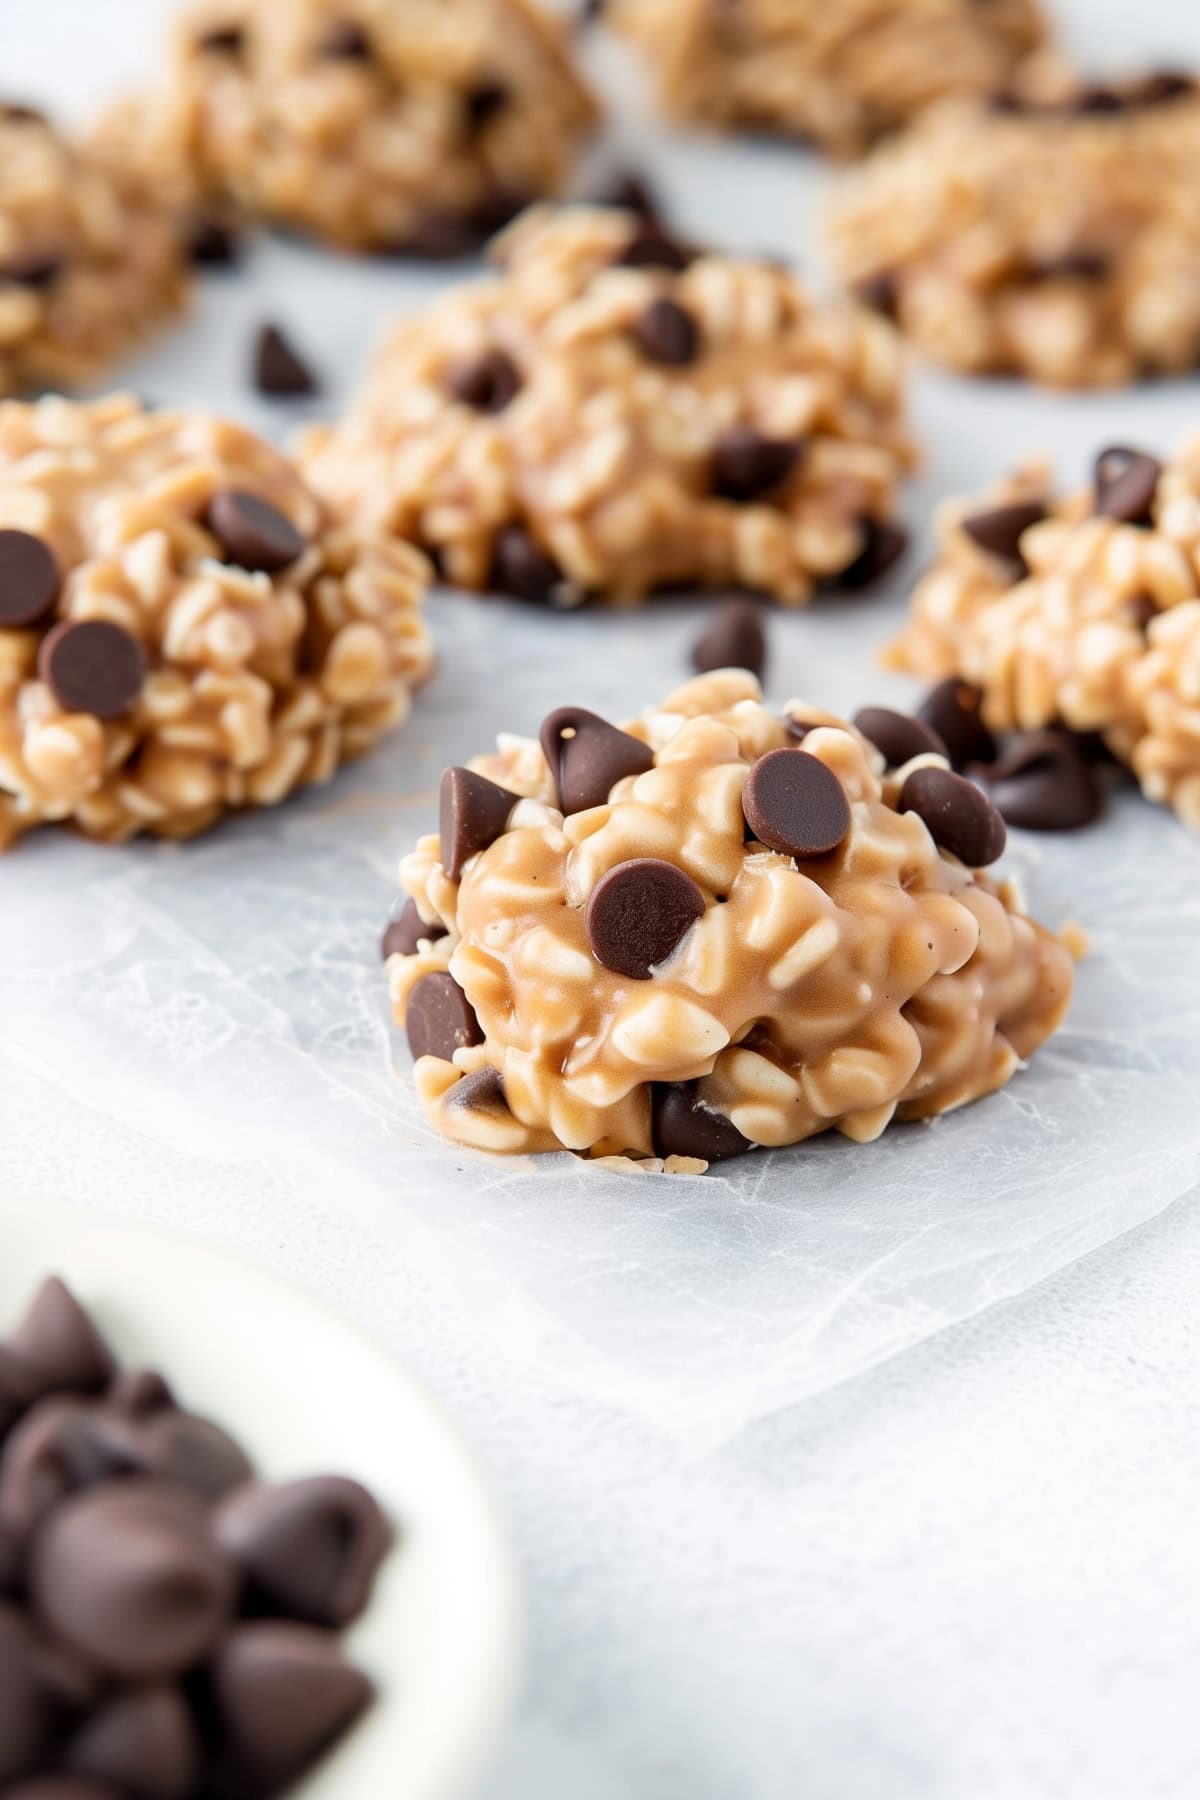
(540, 706, 654, 815)
(471, 186, 532, 238)
(405, 971, 484, 1064)
(5, 1277, 116, 1399)
(318, 20, 372, 59)
(832, 517, 908, 590)
(1131, 70, 1194, 106)
(63, 1684, 200, 1800)
(381, 899, 447, 960)
(593, 168, 662, 223)
(1072, 84, 1124, 115)
(186, 214, 242, 267)
(207, 489, 306, 572)
(917, 678, 997, 769)
(711, 427, 800, 503)
(960, 497, 1046, 571)
(854, 270, 899, 317)
(631, 297, 698, 366)
(613, 228, 697, 272)
(853, 705, 947, 768)
(743, 748, 851, 859)
(38, 621, 145, 720)
(0, 529, 59, 628)
(215, 1477, 392, 1629)
(585, 859, 705, 980)
(1093, 445, 1161, 526)
(491, 525, 564, 601)
(0, 253, 64, 290)
(898, 765, 1006, 866)
(0, 1605, 51, 1782)
(464, 80, 509, 129)
(0, 101, 49, 127)
(196, 24, 245, 54)
(390, 212, 484, 260)
(447, 347, 522, 413)
(975, 730, 1101, 831)
(207, 1622, 372, 1792)
(1024, 249, 1110, 282)
(651, 1083, 750, 1163)
(691, 597, 767, 677)
(440, 766, 516, 880)
(253, 322, 319, 397)
(446, 1066, 507, 1113)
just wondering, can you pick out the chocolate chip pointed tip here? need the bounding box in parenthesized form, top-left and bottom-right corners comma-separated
(960, 498, 1046, 570)
(440, 766, 516, 880)
(1093, 445, 1161, 526)
(63, 1683, 200, 1800)
(916, 678, 997, 770)
(254, 321, 319, 397)
(208, 1622, 373, 1787)
(651, 1083, 750, 1164)
(540, 706, 654, 815)
(832, 517, 908, 590)
(975, 730, 1102, 831)
(711, 428, 800, 503)
(5, 1276, 116, 1399)
(691, 597, 767, 678)
(215, 1476, 393, 1630)
(490, 525, 564, 601)
(382, 898, 448, 961)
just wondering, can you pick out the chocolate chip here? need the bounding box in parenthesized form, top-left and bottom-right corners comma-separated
(853, 705, 947, 768)
(4, 1278, 115, 1401)
(0, 1605, 51, 1783)
(215, 1477, 392, 1629)
(631, 297, 698, 366)
(318, 20, 372, 59)
(253, 322, 319, 397)
(107, 1369, 174, 1419)
(63, 1685, 199, 1800)
(0, 529, 59, 628)
(1024, 249, 1110, 282)
(975, 730, 1101, 831)
(0, 253, 64, 290)
(207, 489, 306, 572)
(540, 706, 654, 814)
(38, 621, 145, 720)
(1131, 70, 1194, 106)
(613, 229, 697, 272)
(1093, 445, 1161, 526)
(464, 80, 509, 129)
(0, 1400, 142, 1547)
(447, 348, 522, 413)
(651, 1083, 750, 1163)
(0, 101, 49, 127)
(897, 765, 1006, 866)
(832, 517, 908, 590)
(197, 24, 245, 53)
(743, 748, 851, 859)
(406, 972, 484, 1063)
(691, 597, 767, 677)
(1072, 84, 1124, 115)
(381, 899, 447, 960)
(854, 270, 899, 317)
(471, 187, 531, 238)
(446, 1067, 507, 1113)
(711, 428, 800, 503)
(491, 525, 564, 601)
(916, 678, 997, 769)
(1125, 592, 1159, 633)
(585, 859, 705, 980)
(207, 1622, 372, 1791)
(784, 715, 815, 742)
(390, 212, 484, 259)
(130, 1404, 253, 1501)
(960, 498, 1046, 571)
(30, 1479, 236, 1678)
(440, 766, 516, 880)
(186, 213, 242, 267)
(593, 169, 662, 224)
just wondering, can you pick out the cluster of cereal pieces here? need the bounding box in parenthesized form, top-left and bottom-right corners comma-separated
(0, 1276, 391, 1798)
(382, 670, 1074, 1169)
(0, 395, 433, 851)
(891, 438, 1200, 830)
(831, 69, 1200, 387)
(301, 205, 915, 605)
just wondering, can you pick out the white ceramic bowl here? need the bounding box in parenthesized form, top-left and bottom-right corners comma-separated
(0, 1197, 522, 1800)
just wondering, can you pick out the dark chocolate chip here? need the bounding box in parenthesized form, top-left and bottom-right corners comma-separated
(1125, 592, 1159, 633)
(960, 498, 1046, 570)
(743, 748, 851, 859)
(0, 1605, 51, 1783)
(593, 169, 662, 223)
(0, 1398, 141, 1547)
(585, 858, 705, 980)
(4, 1278, 116, 1400)
(975, 729, 1101, 831)
(0, 529, 60, 628)
(831, 517, 908, 590)
(381, 899, 447, 960)
(491, 525, 564, 601)
(0, 1346, 37, 1438)
(464, 80, 509, 129)
(691, 597, 767, 677)
(29, 1478, 236, 1678)
(916, 678, 997, 769)
(207, 1622, 372, 1791)
(107, 1369, 174, 1419)
(446, 1066, 507, 1112)
(539, 706, 654, 815)
(1131, 70, 1194, 106)
(1093, 445, 1161, 526)
(186, 214, 242, 267)
(447, 348, 522, 413)
(38, 621, 145, 720)
(854, 270, 899, 317)
(471, 186, 532, 238)
(63, 1685, 200, 1800)
(631, 297, 698, 366)
(253, 322, 319, 397)
(318, 20, 372, 59)
(614, 229, 697, 272)
(0, 254, 64, 290)
(196, 25, 245, 54)
(711, 427, 800, 503)
(897, 765, 1006, 866)
(406, 972, 484, 1063)
(1072, 84, 1124, 115)
(1023, 249, 1110, 282)
(130, 1404, 254, 1501)
(207, 489, 306, 572)
(440, 765, 516, 880)
(651, 1083, 750, 1163)
(215, 1476, 392, 1629)
(853, 705, 947, 768)
(0, 102, 49, 127)
(390, 212, 485, 259)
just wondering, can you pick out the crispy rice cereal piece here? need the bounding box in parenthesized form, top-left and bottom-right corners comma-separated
(384, 671, 1072, 1166)
(609, 0, 1045, 156)
(830, 72, 1200, 386)
(0, 395, 433, 850)
(888, 439, 1200, 827)
(0, 106, 187, 397)
(95, 0, 598, 255)
(302, 206, 916, 605)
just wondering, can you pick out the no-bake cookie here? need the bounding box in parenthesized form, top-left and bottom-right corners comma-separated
(0, 394, 432, 850)
(97, 0, 598, 254)
(383, 670, 1073, 1167)
(831, 71, 1200, 386)
(609, 0, 1046, 156)
(302, 205, 916, 605)
(888, 440, 1200, 829)
(0, 105, 187, 396)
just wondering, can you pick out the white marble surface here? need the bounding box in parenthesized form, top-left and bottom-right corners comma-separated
(5, 3, 1200, 1795)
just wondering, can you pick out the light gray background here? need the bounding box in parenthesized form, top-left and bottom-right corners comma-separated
(6, 3, 1200, 1797)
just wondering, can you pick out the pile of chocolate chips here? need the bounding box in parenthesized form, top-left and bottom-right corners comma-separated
(0, 1277, 392, 1799)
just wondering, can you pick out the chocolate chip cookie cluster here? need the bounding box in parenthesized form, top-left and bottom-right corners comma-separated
(608, 0, 1046, 156)
(96, 0, 598, 255)
(831, 71, 1200, 385)
(302, 205, 915, 605)
(0, 106, 188, 397)
(0, 394, 433, 851)
(383, 670, 1073, 1167)
(0, 1276, 391, 1798)
(889, 439, 1200, 829)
